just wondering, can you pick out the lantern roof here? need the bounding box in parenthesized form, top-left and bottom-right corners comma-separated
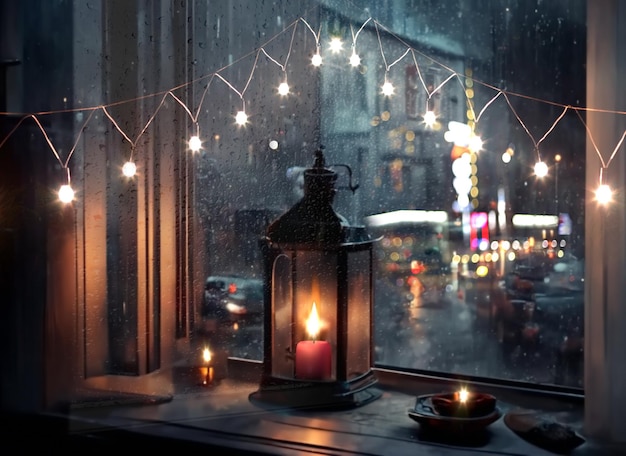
(266, 149, 351, 246)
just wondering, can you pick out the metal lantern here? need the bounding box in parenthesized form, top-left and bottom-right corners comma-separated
(250, 149, 380, 408)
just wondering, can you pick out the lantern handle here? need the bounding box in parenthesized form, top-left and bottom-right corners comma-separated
(330, 163, 359, 193)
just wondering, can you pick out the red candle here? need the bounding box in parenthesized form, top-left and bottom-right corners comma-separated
(295, 302, 332, 380)
(295, 340, 331, 380)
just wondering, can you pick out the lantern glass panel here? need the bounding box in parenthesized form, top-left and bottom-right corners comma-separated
(271, 254, 293, 378)
(346, 250, 372, 379)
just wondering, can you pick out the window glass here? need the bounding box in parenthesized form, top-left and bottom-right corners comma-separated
(0, 0, 587, 411)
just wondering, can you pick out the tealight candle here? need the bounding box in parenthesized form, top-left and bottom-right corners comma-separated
(457, 387, 469, 404)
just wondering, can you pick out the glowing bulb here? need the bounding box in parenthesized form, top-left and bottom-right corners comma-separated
(188, 135, 202, 152)
(329, 37, 343, 54)
(468, 135, 483, 153)
(381, 81, 394, 96)
(596, 184, 613, 204)
(349, 51, 361, 67)
(501, 152, 512, 163)
(534, 161, 549, 178)
(311, 52, 322, 66)
(278, 81, 290, 96)
(458, 387, 469, 404)
(423, 110, 437, 128)
(122, 161, 137, 177)
(58, 184, 74, 203)
(235, 110, 248, 126)
(269, 140, 279, 150)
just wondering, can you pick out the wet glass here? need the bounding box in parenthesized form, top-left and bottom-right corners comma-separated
(0, 0, 587, 411)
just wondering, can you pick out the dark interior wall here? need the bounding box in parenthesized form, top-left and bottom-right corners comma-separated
(0, 0, 76, 413)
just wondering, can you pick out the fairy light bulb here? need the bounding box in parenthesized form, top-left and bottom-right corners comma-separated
(188, 135, 202, 152)
(534, 161, 549, 178)
(235, 110, 248, 126)
(278, 81, 290, 96)
(596, 184, 613, 205)
(349, 50, 361, 67)
(329, 37, 343, 54)
(58, 184, 75, 203)
(122, 161, 137, 177)
(501, 152, 512, 163)
(311, 52, 322, 66)
(468, 135, 483, 153)
(423, 110, 437, 128)
(381, 78, 394, 96)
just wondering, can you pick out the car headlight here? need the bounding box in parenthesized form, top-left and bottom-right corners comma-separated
(226, 302, 247, 315)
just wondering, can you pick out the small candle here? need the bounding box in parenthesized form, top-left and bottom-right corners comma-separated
(456, 387, 469, 404)
(201, 347, 214, 386)
(295, 302, 332, 380)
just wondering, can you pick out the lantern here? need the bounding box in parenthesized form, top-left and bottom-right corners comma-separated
(250, 149, 380, 408)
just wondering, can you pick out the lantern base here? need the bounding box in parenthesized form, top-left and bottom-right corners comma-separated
(249, 370, 381, 410)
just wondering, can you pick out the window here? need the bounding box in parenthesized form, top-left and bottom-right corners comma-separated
(1, 0, 594, 421)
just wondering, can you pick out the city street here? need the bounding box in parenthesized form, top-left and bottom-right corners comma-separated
(197, 277, 583, 390)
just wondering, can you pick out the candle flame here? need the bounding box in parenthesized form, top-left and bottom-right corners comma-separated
(306, 302, 321, 340)
(458, 387, 469, 404)
(202, 347, 212, 364)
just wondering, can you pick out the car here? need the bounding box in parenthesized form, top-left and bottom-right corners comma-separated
(543, 257, 584, 295)
(201, 275, 265, 324)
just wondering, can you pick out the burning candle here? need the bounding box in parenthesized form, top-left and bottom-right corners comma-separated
(295, 302, 332, 380)
(457, 387, 469, 404)
(201, 347, 214, 386)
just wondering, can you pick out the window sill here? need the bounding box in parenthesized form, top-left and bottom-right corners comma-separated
(7, 359, 620, 455)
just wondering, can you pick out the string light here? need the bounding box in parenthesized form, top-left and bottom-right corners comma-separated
(1, 13, 625, 213)
(278, 80, 290, 96)
(187, 122, 203, 153)
(311, 52, 322, 66)
(596, 184, 613, 205)
(189, 135, 202, 152)
(534, 161, 549, 178)
(269, 140, 279, 150)
(122, 161, 137, 177)
(381, 74, 394, 96)
(301, 19, 322, 66)
(468, 134, 483, 153)
(329, 36, 343, 54)
(595, 167, 613, 205)
(348, 19, 369, 68)
(423, 110, 437, 128)
(349, 48, 361, 67)
(58, 184, 75, 203)
(235, 110, 248, 126)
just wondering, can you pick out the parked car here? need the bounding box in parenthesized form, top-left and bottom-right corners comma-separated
(543, 257, 584, 295)
(201, 275, 264, 324)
